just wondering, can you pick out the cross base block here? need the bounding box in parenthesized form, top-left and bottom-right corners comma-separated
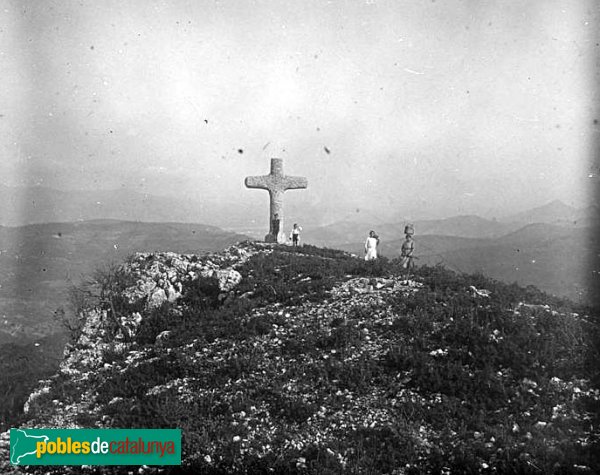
(264, 232, 287, 244)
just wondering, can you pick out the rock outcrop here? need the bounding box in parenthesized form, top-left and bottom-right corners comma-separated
(0, 241, 262, 474)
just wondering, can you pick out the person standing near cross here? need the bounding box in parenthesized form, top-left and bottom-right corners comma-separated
(245, 158, 308, 243)
(400, 224, 416, 277)
(290, 223, 303, 247)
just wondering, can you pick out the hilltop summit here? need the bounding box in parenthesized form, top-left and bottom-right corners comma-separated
(1, 242, 598, 474)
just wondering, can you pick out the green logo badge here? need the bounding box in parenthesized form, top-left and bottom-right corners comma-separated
(10, 428, 181, 466)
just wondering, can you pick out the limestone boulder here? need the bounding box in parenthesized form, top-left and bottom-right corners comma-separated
(165, 281, 182, 302)
(213, 269, 242, 292)
(149, 288, 167, 308)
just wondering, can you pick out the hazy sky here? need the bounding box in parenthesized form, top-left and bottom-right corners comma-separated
(1, 0, 598, 220)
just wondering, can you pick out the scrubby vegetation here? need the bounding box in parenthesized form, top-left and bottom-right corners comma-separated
(14, 243, 600, 474)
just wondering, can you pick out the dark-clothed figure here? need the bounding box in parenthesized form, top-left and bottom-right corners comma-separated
(400, 234, 415, 270)
(272, 213, 280, 237)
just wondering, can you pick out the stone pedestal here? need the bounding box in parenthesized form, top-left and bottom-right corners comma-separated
(264, 231, 287, 244)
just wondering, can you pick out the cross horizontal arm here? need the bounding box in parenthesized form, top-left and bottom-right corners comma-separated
(283, 176, 308, 190)
(245, 175, 270, 189)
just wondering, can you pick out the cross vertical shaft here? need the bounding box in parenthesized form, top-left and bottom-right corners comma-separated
(245, 158, 308, 243)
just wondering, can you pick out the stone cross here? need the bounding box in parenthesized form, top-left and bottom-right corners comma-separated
(245, 158, 308, 243)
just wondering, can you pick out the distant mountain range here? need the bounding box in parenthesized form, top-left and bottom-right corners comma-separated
(306, 200, 599, 245)
(304, 216, 517, 245)
(309, 201, 599, 306)
(503, 199, 599, 227)
(4, 184, 596, 231)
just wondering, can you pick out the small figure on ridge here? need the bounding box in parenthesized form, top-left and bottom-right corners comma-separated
(365, 230, 379, 261)
(290, 223, 303, 247)
(400, 224, 415, 273)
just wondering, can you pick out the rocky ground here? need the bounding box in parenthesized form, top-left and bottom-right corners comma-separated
(1, 242, 598, 474)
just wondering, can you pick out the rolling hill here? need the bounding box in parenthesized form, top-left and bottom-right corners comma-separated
(0, 184, 330, 232)
(304, 215, 518, 247)
(1, 243, 597, 473)
(410, 215, 518, 238)
(0, 185, 204, 227)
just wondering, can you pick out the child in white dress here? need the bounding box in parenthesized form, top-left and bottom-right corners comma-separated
(364, 230, 379, 261)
